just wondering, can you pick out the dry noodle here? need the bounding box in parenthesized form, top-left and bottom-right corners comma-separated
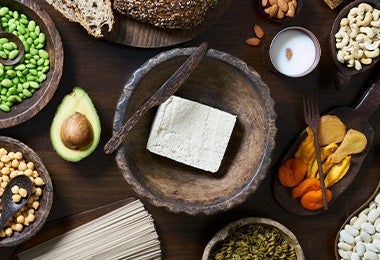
(18, 199, 161, 260)
(209, 224, 296, 260)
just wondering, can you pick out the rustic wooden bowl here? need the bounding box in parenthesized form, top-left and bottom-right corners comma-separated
(202, 217, 305, 259)
(334, 181, 380, 259)
(330, 0, 380, 90)
(0, 136, 53, 247)
(0, 0, 63, 128)
(113, 47, 277, 215)
(258, 0, 302, 23)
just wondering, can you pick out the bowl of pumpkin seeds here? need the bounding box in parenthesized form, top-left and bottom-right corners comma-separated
(0, 0, 63, 128)
(202, 217, 305, 260)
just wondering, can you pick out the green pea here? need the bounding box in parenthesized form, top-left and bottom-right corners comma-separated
(0, 38, 8, 44)
(38, 49, 48, 59)
(22, 89, 32, 97)
(2, 42, 13, 51)
(14, 64, 25, 71)
(1, 79, 12, 88)
(0, 104, 10, 112)
(29, 81, 39, 89)
(6, 69, 16, 77)
(0, 7, 9, 16)
(0, 51, 6, 59)
(27, 20, 36, 31)
(8, 49, 19, 60)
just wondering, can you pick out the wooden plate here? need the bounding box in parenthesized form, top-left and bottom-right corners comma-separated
(274, 71, 380, 215)
(334, 181, 380, 259)
(113, 47, 277, 215)
(103, 0, 232, 48)
(0, 136, 53, 247)
(329, 0, 380, 90)
(0, 0, 63, 128)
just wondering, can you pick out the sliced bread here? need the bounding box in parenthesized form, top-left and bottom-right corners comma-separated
(45, 0, 114, 38)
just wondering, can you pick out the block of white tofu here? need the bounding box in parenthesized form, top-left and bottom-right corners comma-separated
(146, 96, 236, 173)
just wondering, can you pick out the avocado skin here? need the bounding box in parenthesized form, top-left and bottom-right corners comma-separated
(50, 87, 101, 162)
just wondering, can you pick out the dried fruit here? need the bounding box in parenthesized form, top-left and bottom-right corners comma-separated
(325, 156, 351, 188)
(331, 129, 367, 163)
(278, 158, 307, 188)
(318, 115, 346, 146)
(291, 178, 321, 199)
(286, 48, 292, 60)
(300, 189, 333, 210)
(261, 0, 297, 19)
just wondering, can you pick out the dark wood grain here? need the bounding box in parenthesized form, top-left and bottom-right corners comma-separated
(2, 0, 380, 259)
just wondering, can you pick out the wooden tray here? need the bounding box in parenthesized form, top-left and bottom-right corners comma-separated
(103, 0, 232, 48)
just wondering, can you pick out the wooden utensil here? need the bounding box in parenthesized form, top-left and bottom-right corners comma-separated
(274, 70, 380, 215)
(104, 42, 208, 154)
(0, 175, 32, 231)
(0, 25, 25, 65)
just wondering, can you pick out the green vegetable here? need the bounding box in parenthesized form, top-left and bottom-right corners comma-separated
(0, 4, 50, 112)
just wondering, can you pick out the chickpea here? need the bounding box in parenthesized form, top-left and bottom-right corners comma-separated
(27, 213, 35, 223)
(11, 185, 19, 194)
(7, 152, 14, 159)
(16, 215, 25, 224)
(34, 177, 44, 186)
(0, 229, 6, 238)
(12, 194, 21, 203)
(14, 152, 22, 160)
(34, 187, 42, 197)
(1, 154, 11, 163)
(11, 159, 19, 168)
(13, 223, 23, 232)
(32, 201, 39, 210)
(5, 227, 13, 237)
(24, 168, 33, 177)
(26, 162, 34, 170)
(1, 166, 10, 175)
(32, 171, 39, 178)
(10, 171, 19, 178)
(19, 188, 28, 198)
(0, 148, 8, 156)
(18, 161, 27, 171)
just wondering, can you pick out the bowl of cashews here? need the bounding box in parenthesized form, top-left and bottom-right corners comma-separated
(330, 0, 380, 90)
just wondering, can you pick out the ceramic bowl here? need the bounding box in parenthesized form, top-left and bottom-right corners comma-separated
(259, 0, 302, 23)
(0, 0, 63, 128)
(113, 46, 277, 215)
(202, 217, 305, 259)
(0, 136, 53, 247)
(329, 0, 380, 90)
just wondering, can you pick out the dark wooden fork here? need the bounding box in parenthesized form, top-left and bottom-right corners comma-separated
(303, 95, 328, 210)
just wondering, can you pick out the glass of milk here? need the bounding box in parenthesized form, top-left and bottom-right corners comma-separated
(269, 27, 321, 77)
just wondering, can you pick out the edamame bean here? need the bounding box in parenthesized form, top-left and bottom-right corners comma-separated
(0, 4, 50, 112)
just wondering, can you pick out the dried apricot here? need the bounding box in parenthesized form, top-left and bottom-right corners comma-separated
(278, 158, 306, 188)
(300, 189, 332, 210)
(291, 178, 320, 199)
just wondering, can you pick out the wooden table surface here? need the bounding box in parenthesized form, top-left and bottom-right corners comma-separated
(2, 0, 380, 259)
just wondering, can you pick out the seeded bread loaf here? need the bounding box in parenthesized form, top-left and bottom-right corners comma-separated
(45, 0, 114, 38)
(113, 0, 217, 29)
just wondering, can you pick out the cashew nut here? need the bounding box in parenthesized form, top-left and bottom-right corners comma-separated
(354, 59, 362, 70)
(336, 33, 349, 49)
(358, 3, 374, 13)
(355, 33, 370, 43)
(364, 41, 379, 51)
(357, 12, 373, 26)
(349, 24, 359, 38)
(364, 48, 380, 58)
(359, 26, 376, 38)
(360, 57, 373, 65)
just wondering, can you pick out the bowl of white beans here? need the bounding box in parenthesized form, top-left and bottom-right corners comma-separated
(202, 217, 305, 260)
(0, 136, 53, 247)
(0, 0, 63, 128)
(335, 181, 380, 259)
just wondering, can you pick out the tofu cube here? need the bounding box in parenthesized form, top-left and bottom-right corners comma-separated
(146, 96, 236, 173)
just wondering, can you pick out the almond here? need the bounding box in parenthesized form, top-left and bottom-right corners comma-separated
(253, 24, 265, 39)
(269, 0, 278, 5)
(261, 0, 269, 7)
(278, 0, 289, 12)
(287, 2, 295, 17)
(277, 9, 285, 19)
(245, 37, 261, 46)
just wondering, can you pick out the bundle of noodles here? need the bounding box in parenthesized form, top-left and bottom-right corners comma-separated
(113, 0, 217, 29)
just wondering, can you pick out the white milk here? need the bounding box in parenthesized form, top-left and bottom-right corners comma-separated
(270, 29, 319, 77)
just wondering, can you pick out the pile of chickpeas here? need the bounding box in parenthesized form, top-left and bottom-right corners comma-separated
(0, 147, 44, 238)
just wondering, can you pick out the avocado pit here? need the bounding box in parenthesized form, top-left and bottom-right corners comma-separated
(60, 112, 93, 150)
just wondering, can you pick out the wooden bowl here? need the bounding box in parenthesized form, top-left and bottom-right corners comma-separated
(334, 180, 380, 259)
(0, 0, 63, 128)
(113, 47, 277, 215)
(0, 136, 53, 247)
(258, 0, 302, 23)
(330, 0, 380, 90)
(202, 217, 305, 259)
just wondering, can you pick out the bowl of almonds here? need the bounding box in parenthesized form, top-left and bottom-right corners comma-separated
(0, 136, 53, 247)
(259, 0, 302, 22)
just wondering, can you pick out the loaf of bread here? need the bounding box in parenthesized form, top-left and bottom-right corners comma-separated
(113, 0, 217, 29)
(45, 0, 114, 38)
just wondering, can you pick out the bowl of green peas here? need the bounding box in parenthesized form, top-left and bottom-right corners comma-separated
(0, 0, 63, 128)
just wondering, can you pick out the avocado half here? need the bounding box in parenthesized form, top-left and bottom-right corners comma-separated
(50, 87, 101, 162)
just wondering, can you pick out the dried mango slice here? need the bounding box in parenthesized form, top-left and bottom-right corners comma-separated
(308, 143, 338, 178)
(318, 115, 347, 146)
(324, 156, 351, 188)
(331, 129, 367, 163)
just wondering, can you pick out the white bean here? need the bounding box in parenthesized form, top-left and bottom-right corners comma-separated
(363, 251, 377, 260)
(368, 208, 380, 223)
(345, 224, 360, 236)
(338, 241, 353, 250)
(361, 223, 376, 234)
(341, 230, 355, 244)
